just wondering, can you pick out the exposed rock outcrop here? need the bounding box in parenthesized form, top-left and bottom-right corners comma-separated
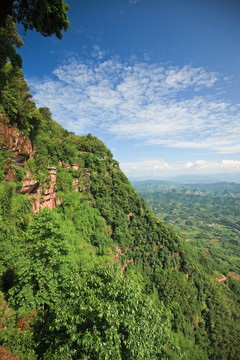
(30, 167, 58, 213)
(1, 116, 92, 213)
(25, 165, 88, 213)
(127, 212, 135, 220)
(229, 272, 240, 281)
(0, 116, 35, 161)
(21, 171, 39, 194)
(216, 275, 227, 282)
(0, 346, 21, 360)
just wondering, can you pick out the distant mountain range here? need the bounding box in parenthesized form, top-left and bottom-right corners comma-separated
(130, 173, 240, 184)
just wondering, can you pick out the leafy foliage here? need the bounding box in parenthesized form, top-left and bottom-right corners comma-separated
(0, 15, 23, 87)
(8, 209, 73, 313)
(0, 0, 70, 39)
(0, 291, 37, 360)
(39, 267, 176, 360)
(1, 64, 41, 139)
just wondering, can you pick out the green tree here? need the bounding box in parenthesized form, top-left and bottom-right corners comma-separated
(0, 15, 23, 88)
(40, 267, 178, 360)
(1, 64, 41, 138)
(8, 209, 73, 316)
(0, 15, 23, 67)
(0, 0, 70, 39)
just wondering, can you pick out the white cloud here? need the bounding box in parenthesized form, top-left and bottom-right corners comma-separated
(193, 159, 240, 172)
(29, 55, 240, 154)
(121, 159, 173, 177)
(129, 0, 140, 4)
(91, 44, 106, 60)
(120, 159, 240, 178)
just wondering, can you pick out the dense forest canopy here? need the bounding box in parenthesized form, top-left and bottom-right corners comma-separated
(0, 4, 240, 360)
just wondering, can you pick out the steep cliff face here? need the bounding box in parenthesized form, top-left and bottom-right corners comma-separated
(28, 167, 58, 213)
(0, 118, 55, 212)
(0, 115, 35, 162)
(0, 117, 89, 213)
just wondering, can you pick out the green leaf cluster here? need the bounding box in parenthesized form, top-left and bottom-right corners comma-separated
(40, 267, 175, 360)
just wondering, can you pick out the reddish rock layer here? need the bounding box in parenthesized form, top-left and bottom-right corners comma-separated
(0, 116, 35, 161)
(216, 275, 227, 282)
(1, 115, 89, 213)
(0, 347, 20, 360)
(30, 167, 58, 213)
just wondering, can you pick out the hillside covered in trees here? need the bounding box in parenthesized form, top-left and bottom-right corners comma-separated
(0, 3, 240, 360)
(0, 60, 239, 360)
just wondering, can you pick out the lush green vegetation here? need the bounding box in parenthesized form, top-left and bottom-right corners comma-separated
(0, 8, 240, 360)
(1, 92, 240, 359)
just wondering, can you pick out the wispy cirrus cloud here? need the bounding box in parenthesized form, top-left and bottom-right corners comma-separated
(29, 54, 240, 154)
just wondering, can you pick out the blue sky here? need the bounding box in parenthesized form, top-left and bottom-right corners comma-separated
(18, 0, 240, 180)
